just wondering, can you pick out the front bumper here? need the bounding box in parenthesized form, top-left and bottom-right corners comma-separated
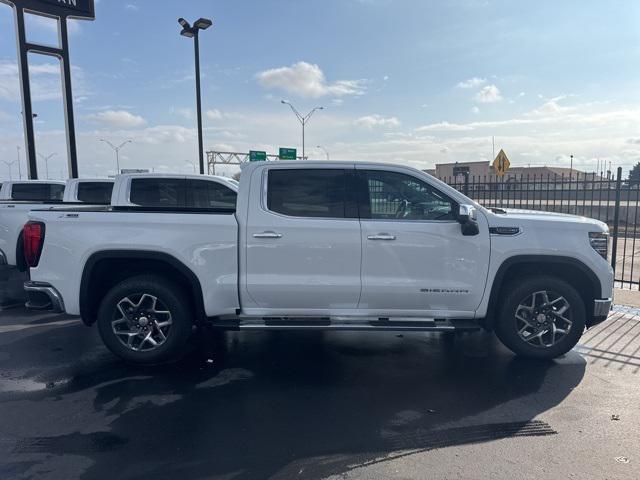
(589, 298, 613, 328)
(24, 281, 65, 313)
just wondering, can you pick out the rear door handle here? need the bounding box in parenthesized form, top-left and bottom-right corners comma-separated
(367, 233, 396, 241)
(253, 231, 283, 239)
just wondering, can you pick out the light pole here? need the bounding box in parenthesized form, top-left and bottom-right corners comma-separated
(16, 146, 22, 180)
(100, 139, 132, 174)
(37, 153, 56, 179)
(178, 17, 213, 175)
(3, 160, 17, 181)
(317, 145, 330, 160)
(186, 161, 197, 173)
(281, 101, 324, 160)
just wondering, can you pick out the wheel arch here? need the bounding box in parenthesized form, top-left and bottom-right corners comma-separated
(484, 255, 602, 329)
(80, 250, 206, 326)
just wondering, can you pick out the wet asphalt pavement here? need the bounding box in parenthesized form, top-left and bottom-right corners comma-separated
(0, 307, 639, 480)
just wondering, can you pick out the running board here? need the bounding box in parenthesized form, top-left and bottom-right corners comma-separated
(206, 317, 481, 332)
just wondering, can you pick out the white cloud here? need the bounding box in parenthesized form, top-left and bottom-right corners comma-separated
(175, 108, 193, 120)
(475, 84, 503, 103)
(205, 109, 244, 121)
(125, 4, 140, 11)
(415, 121, 474, 132)
(457, 77, 486, 89)
(356, 114, 400, 129)
(206, 109, 224, 120)
(471, 106, 480, 114)
(85, 110, 147, 128)
(0, 62, 87, 102)
(256, 61, 365, 98)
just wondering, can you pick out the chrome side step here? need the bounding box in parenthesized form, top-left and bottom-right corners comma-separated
(207, 317, 481, 332)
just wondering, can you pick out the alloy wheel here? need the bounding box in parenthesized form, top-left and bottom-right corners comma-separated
(514, 290, 572, 348)
(111, 293, 173, 352)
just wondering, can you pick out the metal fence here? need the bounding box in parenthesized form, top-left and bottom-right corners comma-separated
(438, 167, 640, 289)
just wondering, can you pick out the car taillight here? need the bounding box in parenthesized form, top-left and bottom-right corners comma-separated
(23, 221, 46, 268)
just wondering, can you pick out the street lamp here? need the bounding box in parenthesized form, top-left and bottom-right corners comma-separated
(16, 146, 22, 179)
(37, 152, 56, 179)
(178, 17, 213, 175)
(316, 145, 330, 160)
(281, 100, 324, 160)
(100, 139, 132, 174)
(3, 160, 17, 181)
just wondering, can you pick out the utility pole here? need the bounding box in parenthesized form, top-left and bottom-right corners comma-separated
(281, 101, 324, 160)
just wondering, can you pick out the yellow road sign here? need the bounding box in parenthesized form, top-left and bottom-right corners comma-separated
(493, 149, 511, 177)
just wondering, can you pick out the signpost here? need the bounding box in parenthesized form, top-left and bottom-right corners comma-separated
(249, 150, 267, 162)
(0, 0, 95, 179)
(279, 148, 297, 160)
(493, 149, 511, 177)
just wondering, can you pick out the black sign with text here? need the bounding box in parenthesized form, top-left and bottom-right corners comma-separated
(0, 0, 95, 19)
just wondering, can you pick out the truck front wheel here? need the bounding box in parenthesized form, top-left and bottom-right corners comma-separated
(494, 276, 586, 359)
(97, 275, 193, 364)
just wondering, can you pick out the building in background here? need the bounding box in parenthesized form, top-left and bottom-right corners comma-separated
(426, 161, 608, 190)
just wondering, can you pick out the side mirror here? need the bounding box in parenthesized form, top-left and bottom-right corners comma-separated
(458, 204, 479, 236)
(458, 204, 477, 224)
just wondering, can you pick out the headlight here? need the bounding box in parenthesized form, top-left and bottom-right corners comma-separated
(589, 232, 609, 260)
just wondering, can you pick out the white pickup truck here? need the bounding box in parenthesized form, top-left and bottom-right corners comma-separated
(25, 161, 613, 364)
(1, 174, 238, 269)
(0, 179, 113, 268)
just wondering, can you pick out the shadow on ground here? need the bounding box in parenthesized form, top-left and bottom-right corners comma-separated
(0, 317, 586, 480)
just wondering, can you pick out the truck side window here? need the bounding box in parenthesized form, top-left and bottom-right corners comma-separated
(129, 178, 186, 207)
(188, 180, 237, 209)
(361, 170, 456, 221)
(267, 169, 348, 218)
(12, 183, 64, 201)
(77, 182, 114, 204)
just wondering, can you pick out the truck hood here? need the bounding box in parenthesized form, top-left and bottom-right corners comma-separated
(489, 208, 609, 232)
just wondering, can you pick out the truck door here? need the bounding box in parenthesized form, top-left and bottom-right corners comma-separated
(356, 166, 490, 316)
(244, 167, 362, 313)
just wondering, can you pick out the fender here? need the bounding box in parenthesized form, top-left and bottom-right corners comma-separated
(484, 254, 602, 324)
(80, 250, 207, 326)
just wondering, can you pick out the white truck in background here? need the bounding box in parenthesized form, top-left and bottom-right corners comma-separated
(0, 179, 114, 269)
(1, 174, 238, 269)
(25, 161, 612, 365)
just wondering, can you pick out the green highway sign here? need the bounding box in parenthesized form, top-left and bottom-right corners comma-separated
(249, 150, 267, 162)
(279, 148, 297, 160)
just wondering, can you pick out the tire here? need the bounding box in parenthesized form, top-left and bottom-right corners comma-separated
(97, 275, 194, 365)
(494, 275, 586, 359)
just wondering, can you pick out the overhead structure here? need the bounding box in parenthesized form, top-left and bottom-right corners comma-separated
(207, 150, 306, 175)
(0, 0, 95, 179)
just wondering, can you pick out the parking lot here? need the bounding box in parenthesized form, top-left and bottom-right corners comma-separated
(1, 306, 638, 480)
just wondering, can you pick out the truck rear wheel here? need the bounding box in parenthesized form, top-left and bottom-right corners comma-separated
(494, 276, 586, 359)
(96, 275, 193, 364)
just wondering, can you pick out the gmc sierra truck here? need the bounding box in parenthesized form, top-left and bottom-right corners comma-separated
(0, 179, 113, 268)
(24, 161, 613, 364)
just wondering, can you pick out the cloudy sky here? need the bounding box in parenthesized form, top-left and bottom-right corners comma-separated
(0, 0, 639, 179)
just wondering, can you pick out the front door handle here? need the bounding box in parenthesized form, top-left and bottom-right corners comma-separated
(367, 233, 396, 241)
(253, 231, 283, 239)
